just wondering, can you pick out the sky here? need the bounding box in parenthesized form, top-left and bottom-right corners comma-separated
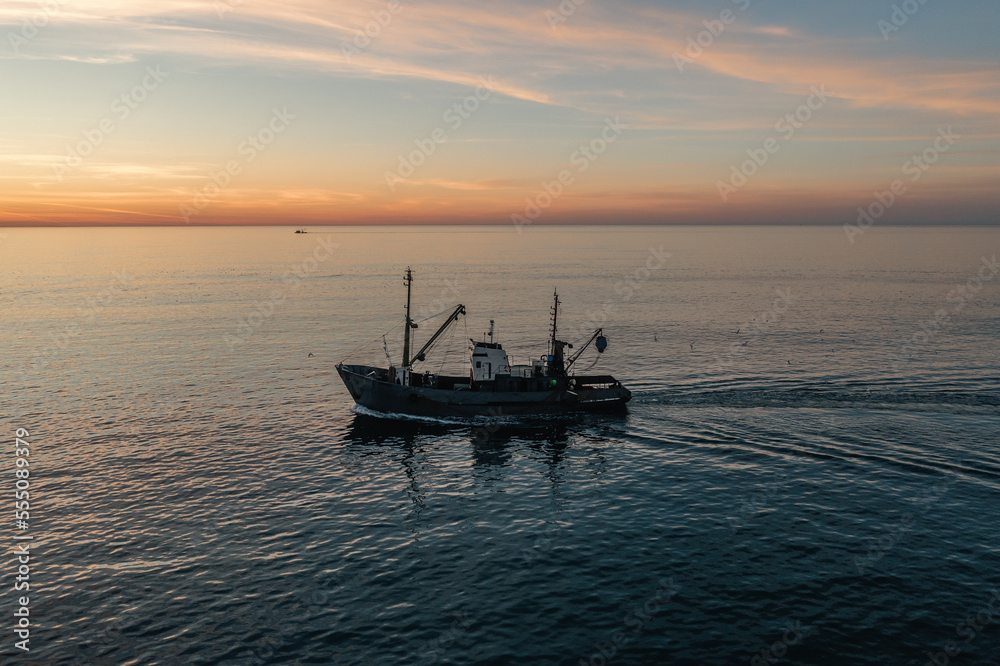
(0, 0, 998, 226)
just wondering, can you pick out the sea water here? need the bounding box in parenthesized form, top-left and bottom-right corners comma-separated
(1, 225, 998, 664)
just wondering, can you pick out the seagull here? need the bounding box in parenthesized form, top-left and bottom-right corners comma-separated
(742, 340, 750, 346)
(787, 360, 792, 364)
(689, 343, 694, 350)
(735, 328, 740, 334)
(308, 353, 314, 357)
(654, 334, 658, 342)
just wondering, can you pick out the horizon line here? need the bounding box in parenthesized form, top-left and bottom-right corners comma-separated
(3, 221, 999, 228)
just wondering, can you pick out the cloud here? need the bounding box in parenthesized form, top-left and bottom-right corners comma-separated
(5, 0, 994, 121)
(2, 0, 997, 225)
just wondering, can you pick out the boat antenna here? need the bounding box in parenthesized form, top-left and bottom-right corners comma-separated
(402, 267, 414, 367)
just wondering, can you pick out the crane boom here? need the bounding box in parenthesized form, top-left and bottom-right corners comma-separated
(411, 304, 466, 364)
(565, 328, 604, 371)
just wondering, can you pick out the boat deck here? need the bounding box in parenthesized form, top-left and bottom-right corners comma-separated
(341, 364, 621, 393)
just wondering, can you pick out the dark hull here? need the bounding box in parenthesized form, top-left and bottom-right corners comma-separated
(336, 364, 631, 417)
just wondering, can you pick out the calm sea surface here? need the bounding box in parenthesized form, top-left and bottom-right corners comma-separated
(1, 225, 999, 665)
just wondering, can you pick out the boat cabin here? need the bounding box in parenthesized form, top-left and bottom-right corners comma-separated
(470, 341, 510, 382)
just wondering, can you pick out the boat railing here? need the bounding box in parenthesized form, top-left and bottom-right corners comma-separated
(574, 375, 621, 390)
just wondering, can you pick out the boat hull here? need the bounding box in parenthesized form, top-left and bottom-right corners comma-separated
(336, 364, 630, 417)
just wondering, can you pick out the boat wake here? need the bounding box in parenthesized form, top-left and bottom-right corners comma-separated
(349, 403, 614, 426)
(634, 385, 1000, 414)
(351, 404, 471, 425)
(351, 403, 533, 426)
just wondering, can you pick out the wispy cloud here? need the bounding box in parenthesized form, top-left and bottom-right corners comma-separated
(1, 0, 997, 225)
(4, 1, 993, 117)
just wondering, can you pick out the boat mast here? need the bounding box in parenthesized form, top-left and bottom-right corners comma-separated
(547, 289, 571, 375)
(549, 288, 559, 355)
(402, 267, 413, 367)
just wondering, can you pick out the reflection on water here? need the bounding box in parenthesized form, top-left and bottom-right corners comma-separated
(1, 226, 997, 664)
(345, 411, 595, 494)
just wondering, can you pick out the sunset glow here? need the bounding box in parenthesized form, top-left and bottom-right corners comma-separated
(2, 0, 998, 226)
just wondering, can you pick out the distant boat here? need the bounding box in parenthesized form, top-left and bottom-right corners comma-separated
(336, 268, 631, 417)
(294, 227, 307, 234)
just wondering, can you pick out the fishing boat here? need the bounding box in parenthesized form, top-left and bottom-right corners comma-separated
(336, 268, 631, 417)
